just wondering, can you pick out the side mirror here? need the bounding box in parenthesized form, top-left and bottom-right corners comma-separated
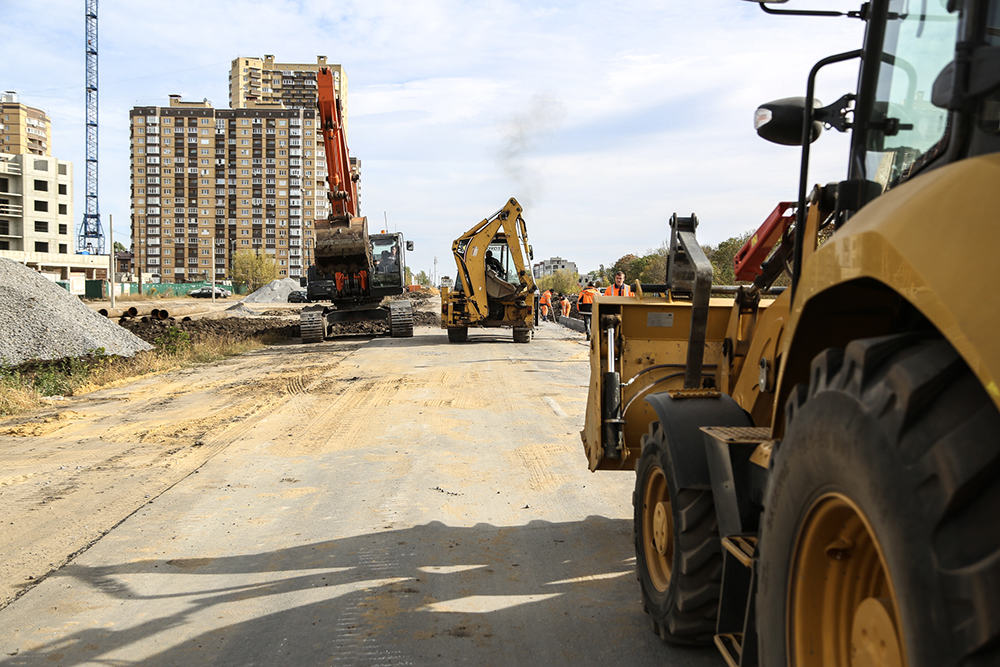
(528, 245, 534, 261)
(406, 241, 414, 251)
(299, 277, 307, 287)
(755, 97, 824, 146)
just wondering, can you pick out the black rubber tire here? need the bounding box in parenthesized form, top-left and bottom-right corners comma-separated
(633, 421, 722, 646)
(447, 327, 468, 343)
(758, 334, 1000, 667)
(513, 327, 531, 344)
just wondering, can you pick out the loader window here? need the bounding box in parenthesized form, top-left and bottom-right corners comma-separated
(864, 0, 959, 192)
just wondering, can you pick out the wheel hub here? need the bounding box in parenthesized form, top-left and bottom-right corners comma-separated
(790, 493, 906, 667)
(851, 597, 902, 667)
(642, 467, 673, 592)
(653, 501, 670, 556)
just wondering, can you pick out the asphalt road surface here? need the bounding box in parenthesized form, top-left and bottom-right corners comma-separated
(0, 321, 720, 667)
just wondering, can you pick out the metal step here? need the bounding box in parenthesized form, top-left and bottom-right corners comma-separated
(722, 535, 757, 568)
(714, 633, 744, 667)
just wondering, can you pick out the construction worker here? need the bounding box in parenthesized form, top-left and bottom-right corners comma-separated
(604, 271, 633, 297)
(540, 289, 553, 322)
(561, 292, 571, 318)
(577, 282, 599, 340)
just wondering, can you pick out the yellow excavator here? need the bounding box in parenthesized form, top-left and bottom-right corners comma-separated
(441, 198, 538, 343)
(582, 1, 1000, 665)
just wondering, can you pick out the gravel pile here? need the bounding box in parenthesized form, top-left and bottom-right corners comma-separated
(242, 278, 302, 304)
(224, 302, 263, 316)
(0, 258, 152, 366)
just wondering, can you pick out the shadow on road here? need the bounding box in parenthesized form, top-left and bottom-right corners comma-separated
(6, 516, 717, 666)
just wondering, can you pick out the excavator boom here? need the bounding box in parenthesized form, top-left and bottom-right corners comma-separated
(313, 67, 370, 274)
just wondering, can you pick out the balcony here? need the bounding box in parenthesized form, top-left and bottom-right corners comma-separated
(0, 204, 24, 218)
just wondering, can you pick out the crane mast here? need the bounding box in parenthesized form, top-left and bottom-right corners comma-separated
(78, 0, 105, 255)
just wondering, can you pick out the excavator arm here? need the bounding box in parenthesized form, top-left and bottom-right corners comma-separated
(312, 67, 372, 280)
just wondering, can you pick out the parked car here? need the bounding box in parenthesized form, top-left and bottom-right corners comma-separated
(188, 286, 231, 298)
(287, 290, 309, 303)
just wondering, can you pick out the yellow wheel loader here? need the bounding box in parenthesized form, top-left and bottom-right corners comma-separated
(581, 2, 1000, 665)
(441, 198, 538, 343)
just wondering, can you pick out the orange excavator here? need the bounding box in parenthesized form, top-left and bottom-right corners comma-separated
(299, 67, 414, 342)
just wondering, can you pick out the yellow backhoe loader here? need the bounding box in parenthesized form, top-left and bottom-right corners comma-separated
(441, 198, 538, 343)
(582, 2, 1000, 665)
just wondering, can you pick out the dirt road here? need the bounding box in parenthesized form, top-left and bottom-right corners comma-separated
(0, 322, 718, 666)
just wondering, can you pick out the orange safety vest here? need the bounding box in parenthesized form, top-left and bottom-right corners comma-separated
(561, 298, 571, 316)
(578, 287, 598, 305)
(540, 290, 552, 305)
(604, 284, 632, 297)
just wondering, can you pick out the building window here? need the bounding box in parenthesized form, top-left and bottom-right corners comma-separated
(35, 241, 49, 253)
(59, 224, 68, 235)
(34, 160, 48, 171)
(58, 184, 67, 195)
(58, 204, 67, 215)
(59, 244, 67, 254)
(34, 179, 48, 191)
(34, 221, 48, 233)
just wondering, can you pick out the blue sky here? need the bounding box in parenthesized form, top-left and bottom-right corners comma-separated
(3, 0, 866, 279)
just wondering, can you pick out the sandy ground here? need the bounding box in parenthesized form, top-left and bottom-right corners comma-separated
(0, 316, 718, 666)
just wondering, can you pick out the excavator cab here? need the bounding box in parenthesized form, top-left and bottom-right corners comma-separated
(370, 233, 405, 289)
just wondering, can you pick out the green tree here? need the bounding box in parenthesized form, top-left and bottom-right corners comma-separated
(404, 266, 413, 286)
(536, 268, 580, 295)
(638, 244, 669, 285)
(230, 249, 278, 292)
(113, 241, 126, 254)
(702, 230, 753, 286)
(415, 270, 429, 286)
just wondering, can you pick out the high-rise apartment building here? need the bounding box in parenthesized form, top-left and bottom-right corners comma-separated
(1, 92, 51, 156)
(228, 55, 347, 122)
(129, 96, 330, 284)
(0, 152, 74, 252)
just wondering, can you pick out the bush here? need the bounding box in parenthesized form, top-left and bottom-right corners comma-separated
(154, 326, 191, 354)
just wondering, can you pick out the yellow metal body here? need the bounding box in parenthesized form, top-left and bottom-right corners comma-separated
(441, 198, 537, 331)
(583, 295, 737, 471)
(775, 154, 1000, 428)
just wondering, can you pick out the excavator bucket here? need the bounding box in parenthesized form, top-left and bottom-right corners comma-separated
(314, 216, 373, 272)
